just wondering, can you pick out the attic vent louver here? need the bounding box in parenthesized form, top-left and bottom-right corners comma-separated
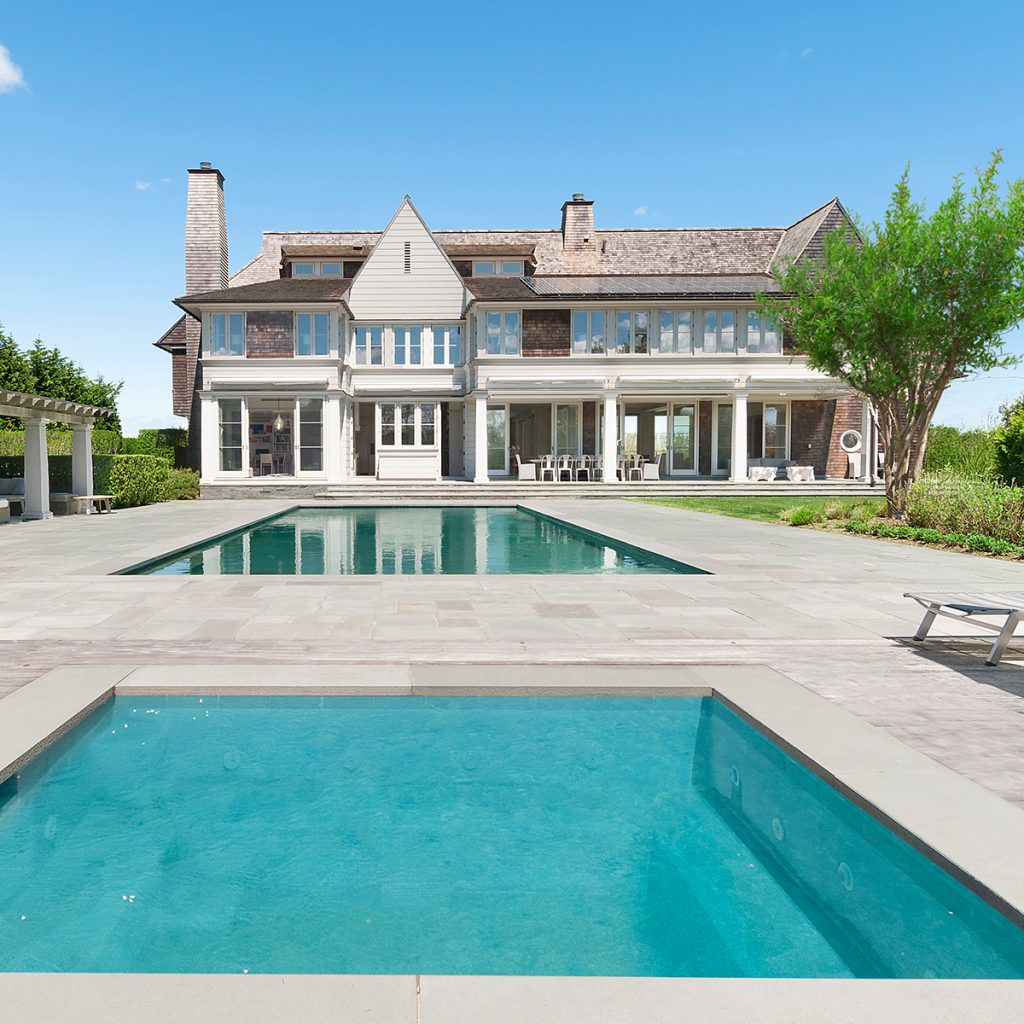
(403, 241, 411, 274)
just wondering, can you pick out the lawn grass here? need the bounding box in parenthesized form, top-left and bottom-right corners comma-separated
(634, 496, 882, 523)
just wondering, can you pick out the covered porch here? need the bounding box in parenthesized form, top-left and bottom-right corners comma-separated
(0, 389, 114, 521)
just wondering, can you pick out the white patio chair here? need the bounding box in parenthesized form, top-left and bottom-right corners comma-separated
(258, 453, 273, 477)
(556, 455, 574, 482)
(539, 455, 556, 482)
(626, 454, 644, 482)
(514, 453, 536, 481)
(575, 455, 593, 481)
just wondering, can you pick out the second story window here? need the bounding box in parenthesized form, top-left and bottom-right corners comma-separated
(296, 313, 329, 356)
(746, 313, 780, 354)
(473, 260, 524, 276)
(211, 313, 245, 356)
(658, 311, 693, 354)
(355, 326, 383, 365)
(432, 325, 462, 365)
(292, 262, 315, 276)
(319, 262, 343, 276)
(614, 311, 649, 354)
(702, 310, 736, 354)
(485, 312, 520, 356)
(572, 311, 606, 354)
(394, 326, 422, 365)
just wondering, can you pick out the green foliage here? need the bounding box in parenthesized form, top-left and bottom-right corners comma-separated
(0, 454, 113, 493)
(157, 467, 200, 501)
(637, 495, 883, 523)
(992, 405, 1024, 485)
(108, 455, 170, 508)
(905, 475, 1024, 544)
(120, 427, 189, 466)
(924, 425, 997, 480)
(0, 324, 122, 429)
(759, 153, 1024, 514)
(841, 518, 1024, 558)
(786, 505, 823, 526)
(0, 428, 123, 457)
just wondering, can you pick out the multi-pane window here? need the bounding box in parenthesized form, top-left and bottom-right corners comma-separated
(291, 261, 343, 277)
(432, 325, 462, 365)
(746, 313, 780, 354)
(211, 313, 245, 356)
(319, 262, 342, 276)
(763, 403, 789, 459)
(355, 326, 383, 365)
(292, 262, 315, 276)
(379, 402, 437, 446)
(298, 399, 323, 472)
(614, 311, 649, 354)
(658, 311, 693, 354)
(394, 326, 422, 365)
(702, 310, 736, 353)
(485, 312, 521, 355)
(295, 313, 329, 356)
(219, 399, 243, 471)
(473, 260, 524, 276)
(572, 311, 606, 354)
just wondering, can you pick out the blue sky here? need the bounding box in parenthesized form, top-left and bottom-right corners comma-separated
(1, 0, 1022, 433)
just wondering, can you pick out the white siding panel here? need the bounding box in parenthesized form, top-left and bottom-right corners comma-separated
(347, 201, 467, 321)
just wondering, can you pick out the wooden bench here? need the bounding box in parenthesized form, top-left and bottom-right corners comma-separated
(79, 495, 113, 515)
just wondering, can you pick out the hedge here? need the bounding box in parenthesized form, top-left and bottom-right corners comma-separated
(0, 428, 123, 457)
(905, 476, 1024, 544)
(841, 519, 1024, 558)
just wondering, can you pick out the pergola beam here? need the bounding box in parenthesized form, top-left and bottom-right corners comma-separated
(0, 390, 114, 426)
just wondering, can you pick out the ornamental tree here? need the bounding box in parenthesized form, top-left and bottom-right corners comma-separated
(759, 153, 1024, 515)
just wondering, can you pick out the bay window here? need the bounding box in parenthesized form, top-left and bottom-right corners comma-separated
(657, 310, 693, 353)
(394, 326, 422, 365)
(219, 399, 243, 471)
(379, 402, 437, 447)
(615, 311, 649, 354)
(572, 311, 606, 354)
(432, 325, 462, 365)
(355, 325, 383, 365)
(702, 310, 736, 353)
(746, 313, 780, 354)
(485, 312, 520, 355)
(211, 313, 245, 356)
(298, 399, 323, 472)
(295, 313, 329, 356)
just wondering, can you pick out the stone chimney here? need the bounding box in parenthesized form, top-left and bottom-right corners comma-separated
(561, 193, 595, 252)
(183, 163, 228, 466)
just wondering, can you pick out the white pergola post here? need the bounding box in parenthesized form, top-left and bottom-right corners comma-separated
(473, 395, 489, 483)
(860, 398, 873, 482)
(324, 395, 344, 482)
(22, 417, 52, 520)
(730, 392, 749, 483)
(71, 423, 94, 506)
(602, 393, 619, 482)
(200, 395, 219, 481)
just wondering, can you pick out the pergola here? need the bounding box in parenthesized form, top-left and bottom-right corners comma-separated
(0, 390, 115, 520)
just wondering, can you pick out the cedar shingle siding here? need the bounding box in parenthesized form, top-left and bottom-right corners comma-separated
(246, 312, 293, 358)
(522, 309, 571, 357)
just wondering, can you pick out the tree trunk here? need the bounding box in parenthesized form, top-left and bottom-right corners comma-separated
(877, 393, 938, 518)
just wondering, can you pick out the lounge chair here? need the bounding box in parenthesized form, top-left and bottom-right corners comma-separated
(905, 592, 1024, 665)
(514, 454, 536, 481)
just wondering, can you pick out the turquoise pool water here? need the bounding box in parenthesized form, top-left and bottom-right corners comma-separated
(0, 696, 1022, 976)
(128, 507, 702, 576)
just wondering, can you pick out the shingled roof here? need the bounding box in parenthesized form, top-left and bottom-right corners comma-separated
(175, 276, 353, 317)
(153, 315, 187, 352)
(465, 274, 782, 304)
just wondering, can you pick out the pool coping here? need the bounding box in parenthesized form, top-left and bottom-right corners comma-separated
(1, 661, 1023, 1021)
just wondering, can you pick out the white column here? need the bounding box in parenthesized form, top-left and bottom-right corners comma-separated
(22, 417, 52, 520)
(860, 398, 872, 482)
(71, 423, 94, 501)
(602, 393, 619, 482)
(730, 391, 748, 482)
(325, 395, 344, 481)
(473, 394, 489, 483)
(200, 395, 219, 481)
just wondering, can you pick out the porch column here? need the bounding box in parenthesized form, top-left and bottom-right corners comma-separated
(325, 395, 344, 481)
(729, 392, 748, 482)
(200, 395, 219, 481)
(860, 398, 873, 482)
(473, 394, 489, 483)
(71, 423, 94, 504)
(602, 393, 619, 482)
(22, 417, 52, 520)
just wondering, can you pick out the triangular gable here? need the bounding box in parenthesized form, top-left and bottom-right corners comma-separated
(770, 197, 857, 270)
(345, 196, 468, 320)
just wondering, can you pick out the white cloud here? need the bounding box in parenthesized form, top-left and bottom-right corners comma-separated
(0, 43, 25, 93)
(801, 47, 814, 58)
(135, 180, 152, 191)
(633, 205, 648, 217)
(160, 177, 171, 184)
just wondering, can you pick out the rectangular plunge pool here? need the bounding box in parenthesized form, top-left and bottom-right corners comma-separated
(0, 695, 1022, 977)
(126, 506, 703, 575)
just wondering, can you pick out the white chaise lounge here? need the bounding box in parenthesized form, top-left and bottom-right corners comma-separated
(905, 592, 1024, 666)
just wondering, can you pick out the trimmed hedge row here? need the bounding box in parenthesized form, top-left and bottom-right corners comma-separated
(842, 519, 1024, 557)
(0, 428, 123, 457)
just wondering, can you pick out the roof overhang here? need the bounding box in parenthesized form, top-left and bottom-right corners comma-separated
(0, 390, 114, 425)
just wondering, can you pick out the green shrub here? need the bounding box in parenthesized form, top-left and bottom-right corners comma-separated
(841, 519, 1024, 558)
(925, 425, 997, 480)
(158, 467, 200, 501)
(0, 428, 122, 457)
(906, 475, 1024, 543)
(787, 505, 821, 526)
(993, 407, 1024, 485)
(120, 428, 189, 466)
(108, 455, 171, 508)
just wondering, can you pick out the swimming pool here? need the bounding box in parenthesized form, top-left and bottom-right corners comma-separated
(126, 506, 703, 575)
(0, 695, 1021, 977)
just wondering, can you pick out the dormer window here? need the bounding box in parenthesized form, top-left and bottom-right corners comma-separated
(292, 262, 315, 276)
(472, 260, 524, 277)
(320, 262, 343, 277)
(290, 261, 344, 277)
